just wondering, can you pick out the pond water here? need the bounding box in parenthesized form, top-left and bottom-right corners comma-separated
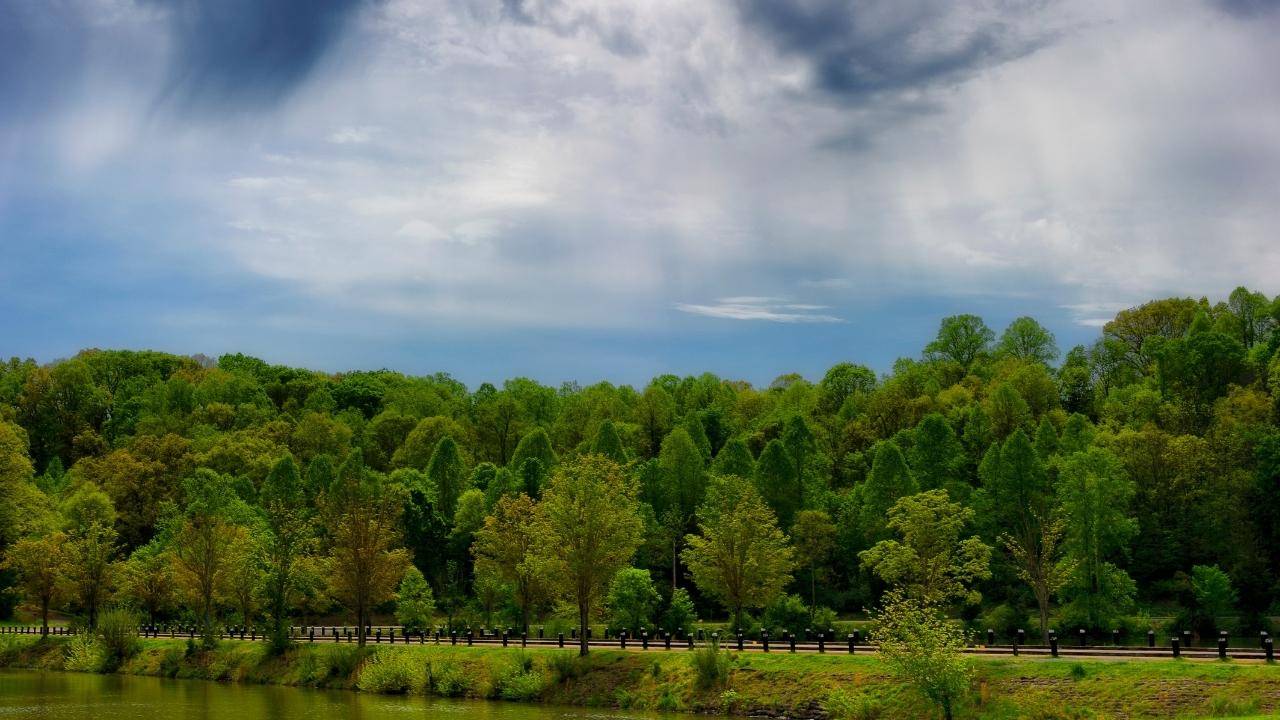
(0, 669, 670, 720)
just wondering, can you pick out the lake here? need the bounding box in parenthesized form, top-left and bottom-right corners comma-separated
(0, 669, 671, 720)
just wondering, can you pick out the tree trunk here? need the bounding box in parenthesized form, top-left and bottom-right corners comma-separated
(672, 539, 678, 590)
(41, 597, 50, 638)
(357, 602, 367, 647)
(578, 602, 590, 657)
(810, 567, 817, 624)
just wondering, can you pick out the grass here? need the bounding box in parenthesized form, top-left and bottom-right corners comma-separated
(2, 633, 1279, 718)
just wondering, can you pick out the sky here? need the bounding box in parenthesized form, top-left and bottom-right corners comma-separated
(1, 0, 1278, 388)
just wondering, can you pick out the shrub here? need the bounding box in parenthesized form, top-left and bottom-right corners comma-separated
(426, 659, 471, 697)
(548, 651, 582, 681)
(64, 635, 105, 673)
(494, 667, 548, 701)
(357, 651, 421, 694)
(96, 608, 141, 670)
(329, 645, 371, 680)
(690, 640, 732, 690)
(978, 603, 1028, 642)
(762, 594, 810, 635)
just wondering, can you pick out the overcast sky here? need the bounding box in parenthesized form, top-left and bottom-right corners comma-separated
(2, 0, 1278, 386)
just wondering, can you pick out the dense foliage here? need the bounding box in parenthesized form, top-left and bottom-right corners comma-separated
(2, 287, 1279, 644)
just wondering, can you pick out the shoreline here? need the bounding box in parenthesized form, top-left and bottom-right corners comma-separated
(3, 635, 1280, 719)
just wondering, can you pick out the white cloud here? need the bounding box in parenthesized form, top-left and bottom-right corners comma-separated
(676, 297, 843, 323)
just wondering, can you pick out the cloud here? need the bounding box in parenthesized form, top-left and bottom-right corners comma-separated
(732, 0, 1057, 105)
(676, 297, 844, 323)
(145, 0, 375, 112)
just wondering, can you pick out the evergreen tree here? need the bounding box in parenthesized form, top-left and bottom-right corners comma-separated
(591, 420, 628, 463)
(909, 414, 966, 498)
(1033, 416, 1059, 460)
(682, 414, 712, 462)
(711, 437, 755, 478)
(427, 436, 467, 521)
(755, 439, 800, 528)
(782, 415, 815, 508)
(510, 427, 557, 481)
(859, 441, 918, 542)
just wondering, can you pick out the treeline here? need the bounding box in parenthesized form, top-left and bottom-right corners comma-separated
(1, 288, 1279, 650)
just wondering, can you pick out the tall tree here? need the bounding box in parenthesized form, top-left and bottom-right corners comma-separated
(532, 455, 643, 656)
(998, 317, 1059, 365)
(509, 428, 556, 496)
(591, 420, 628, 464)
(1055, 447, 1138, 630)
(683, 474, 795, 631)
(791, 509, 836, 621)
(711, 437, 755, 478)
(925, 314, 994, 369)
(472, 493, 550, 634)
(427, 437, 468, 520)
(860, 490, 991, 606)
(755, 439, 800, 529)
(909, 414, 966, 498)
(260, 454, 313, 653)
(782, 415, 815, 509)
(2, 532, 67, 635)
(172, 469, 247, 646)
(859, 441, 918, 542)
(635, 386, 676, 459)
(321, 450, 410, 646)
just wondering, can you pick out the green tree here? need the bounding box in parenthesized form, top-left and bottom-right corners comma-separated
(591, 420, 628, 463)
(114, 541, 175, 626)
(682, 414, 712, 462)
(791, 509, 836, 622)
(172, 469, 247, 646)
(782, 415, 815, 507)
(998, 316, 1059, 365)
(607, 567, 660, 632)
(711, 437, 755, 478)
(321, 451, 410, 646)
(818, 362, 876, 415)
(683, 474, 795, 631)
(872, 590, 972, 720)
(860, 490, 991, 606)
(859, 441, 918, 542)
(395, 565, 436, 632)
(662, 587, 696, 634)
(635, 385, 676, 459)
(510, 428, 557, 494)
(427, 437, 467, 521)
(1055, 447, 1138, 630)
(260, 454, 313, 653)
(1033, 416, 1059, 460)
(532, 455, 643, 655)
(925, 314, 994, 369)
(1190, 564, 1236, 635)
(472, 493, 551, 633)
(755, 439, 799, 529)
(909, 414, 966, 497)
(2, 532, 67, 635)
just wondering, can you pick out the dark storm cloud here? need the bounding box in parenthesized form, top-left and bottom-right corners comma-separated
(733, 0, 1051, 103)
(146, 0, 374, 111)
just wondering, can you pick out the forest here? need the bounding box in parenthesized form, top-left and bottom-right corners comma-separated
(2, 287, 1280, 655)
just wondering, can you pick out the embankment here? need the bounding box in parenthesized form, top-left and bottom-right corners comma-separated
(2, 634, 1279, 719)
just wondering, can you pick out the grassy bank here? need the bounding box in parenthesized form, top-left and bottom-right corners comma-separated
(2, 634, 1279, 719)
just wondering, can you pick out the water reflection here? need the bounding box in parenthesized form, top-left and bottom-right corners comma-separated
(0, 670, 679, 720)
